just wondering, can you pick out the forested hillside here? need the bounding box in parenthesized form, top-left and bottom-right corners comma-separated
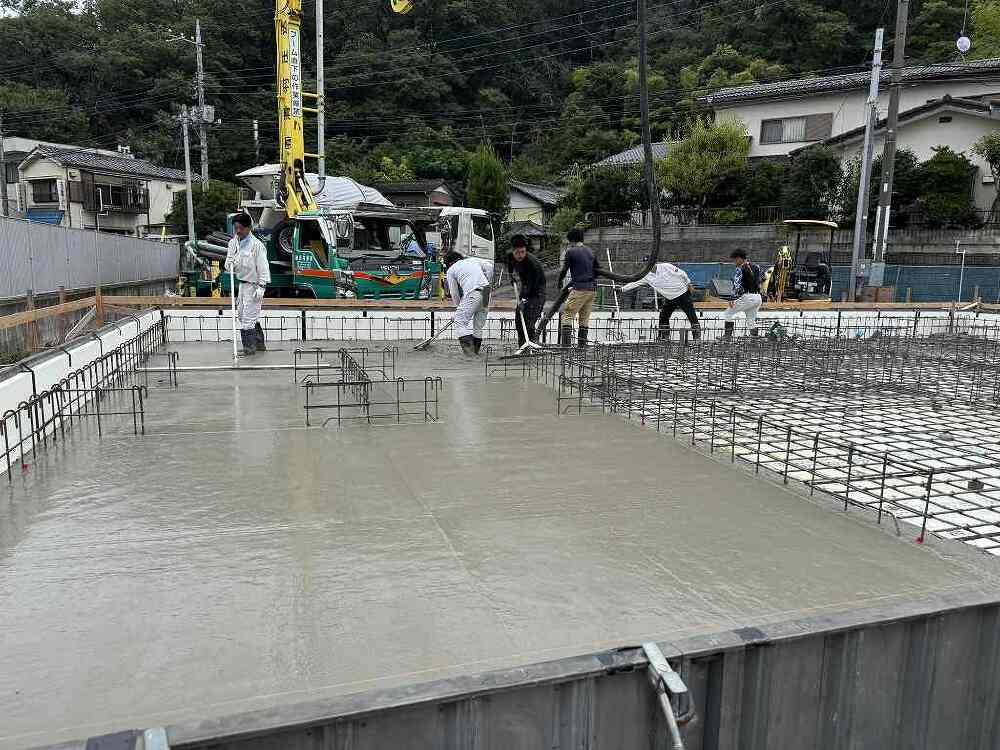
(1, 0, 998, 187)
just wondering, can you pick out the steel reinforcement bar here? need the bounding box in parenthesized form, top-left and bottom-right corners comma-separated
(0, 320, 167, 481)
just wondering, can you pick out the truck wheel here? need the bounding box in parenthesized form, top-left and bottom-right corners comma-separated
(273, 221, 294, 256)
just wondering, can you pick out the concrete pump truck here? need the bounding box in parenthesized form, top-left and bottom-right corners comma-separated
(185, 0, 494, 300)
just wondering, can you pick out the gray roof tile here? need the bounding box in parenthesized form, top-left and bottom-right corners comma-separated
(701, 59, 1000, 105)
(33, 146, 190, 181)
(509, 180, 568, 206)
(593, 141, 670, 167)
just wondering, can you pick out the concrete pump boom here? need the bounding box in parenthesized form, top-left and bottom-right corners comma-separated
(275, 0, 319, 217)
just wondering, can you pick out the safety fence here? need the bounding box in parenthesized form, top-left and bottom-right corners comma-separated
(0, 314, 175, 480)
(0, 215, 178, 298)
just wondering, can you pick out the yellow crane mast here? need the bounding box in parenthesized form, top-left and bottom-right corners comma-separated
(275, 0, 321, 217)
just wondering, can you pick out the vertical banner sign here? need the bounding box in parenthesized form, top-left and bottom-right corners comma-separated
(57, 179, 67, 211)
(289, 28, 302, 119)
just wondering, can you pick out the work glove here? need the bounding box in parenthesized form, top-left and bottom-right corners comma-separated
(520, 298, 528, 306)
(254, 285, 265, 302)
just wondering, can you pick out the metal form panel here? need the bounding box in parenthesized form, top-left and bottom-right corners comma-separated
(38, 592, 995, 750)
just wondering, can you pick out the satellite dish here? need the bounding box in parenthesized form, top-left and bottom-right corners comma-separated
(390, 0, 415, 13)
(957, 35, 972, 54)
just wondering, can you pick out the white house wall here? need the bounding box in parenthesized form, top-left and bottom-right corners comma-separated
(833, 110, 1000, 211)
(149, 181, 182, 228)
(508, 191, 545, 223)
(717, 79, 1000, 157)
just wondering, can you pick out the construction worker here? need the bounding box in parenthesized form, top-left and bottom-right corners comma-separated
(445, 250, 491, 356)
(225, 212, 270, 356)
(557, 227, 600, 348)
(621, 262, 701, 341)
(722, 249, 763, 340)
(506, 234, 546, 346)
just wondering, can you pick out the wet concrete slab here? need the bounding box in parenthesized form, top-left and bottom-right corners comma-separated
(2, 342, 997, 748)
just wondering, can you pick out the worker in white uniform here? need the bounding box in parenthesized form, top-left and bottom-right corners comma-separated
(621, 262, 701, 342)
(722, 248, 763, 340)
(225, 212, 271, 356)
(444, 250, 492, 356)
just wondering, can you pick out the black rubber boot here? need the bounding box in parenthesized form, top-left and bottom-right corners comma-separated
(750, 327, 759, 337)
(254, 322, 267, 351)
(472, 337, 483, 355)
(691, 324, 702, 341)
(657, 326, 670, 341)
(458, 335, 476, 357)
(559, 325, 573, 348)
(723, 321, 735, 341)
(240, 329, 256, 356)
(577, 326, 589, 348)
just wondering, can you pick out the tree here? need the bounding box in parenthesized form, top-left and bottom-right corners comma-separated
(736, 159, 788, 211)
(837, 148, 921, 227)
(576, 169, 646, 215)
(972, 131, 1000, 213)
(374, 156, 415, 183)
(466, 144, 508, 216)
(915, 147, 979, 227)
(550, 206, 585, 237)
(0, 83, 90, 143)
(165, 180, 239, 238)
(972, 0, 1000, 58)
(656, 117, 750, 207)
(908, 0, 967, 63)
(782, 146, 842, 219)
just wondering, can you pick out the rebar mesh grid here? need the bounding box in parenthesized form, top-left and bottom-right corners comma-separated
(489, 327, 1000, 555)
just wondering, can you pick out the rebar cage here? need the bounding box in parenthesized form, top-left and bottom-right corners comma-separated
(300, 347, 442, 428)
(1, 320, 178, 482)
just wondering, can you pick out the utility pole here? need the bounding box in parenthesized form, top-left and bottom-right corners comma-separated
(316, 0, 325, 179)
(180, 107, 197, 244)
(849, 28, 884, 302)
(195, 19, 209, 189)
(871, 0, 910, 286)
(0, 111, 8, 218)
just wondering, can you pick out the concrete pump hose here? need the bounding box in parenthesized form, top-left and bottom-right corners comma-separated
(535, 0, 660, 339)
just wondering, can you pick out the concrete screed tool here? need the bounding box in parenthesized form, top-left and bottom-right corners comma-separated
(414, 318, 455, 350)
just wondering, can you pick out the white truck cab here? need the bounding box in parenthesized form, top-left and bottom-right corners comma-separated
(434, 207, 496, 262)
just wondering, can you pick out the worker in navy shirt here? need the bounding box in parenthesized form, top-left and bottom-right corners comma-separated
(557, 228, 601, 348)
(722, 249, 763, 339)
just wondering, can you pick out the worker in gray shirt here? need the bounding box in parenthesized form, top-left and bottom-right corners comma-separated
(557, 228, 601, 348)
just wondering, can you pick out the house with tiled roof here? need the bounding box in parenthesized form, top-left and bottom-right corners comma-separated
(373, 179, 454, 207)
(797, 95, 1000, 213)
(698, 59, 1000, 160)
(592, 141, 670, 168)
(508, 180, 568, 226)
(16, 143, 192, 235)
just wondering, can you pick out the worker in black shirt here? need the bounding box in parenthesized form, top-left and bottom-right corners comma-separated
(557, 228, 601, 347)
(506, 234, 547, 346)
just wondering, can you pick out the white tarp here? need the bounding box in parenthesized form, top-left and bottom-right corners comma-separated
(235, 165, 392, 208)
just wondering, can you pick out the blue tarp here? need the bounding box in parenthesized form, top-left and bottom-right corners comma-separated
(678, 262, 1000, 304)
(26, 209, 65, 225)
